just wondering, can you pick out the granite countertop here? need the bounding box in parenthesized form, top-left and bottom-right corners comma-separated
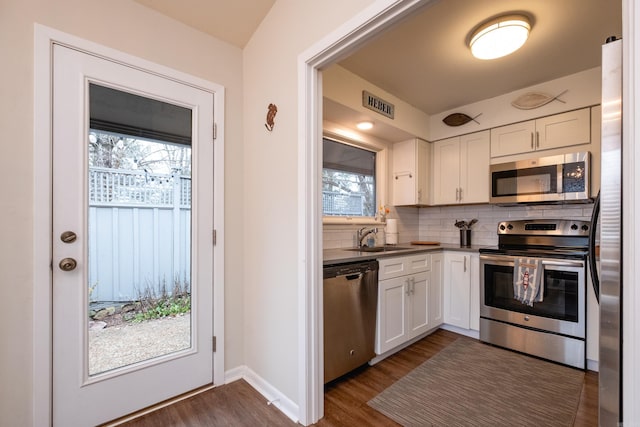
(323, 243, 486, 265)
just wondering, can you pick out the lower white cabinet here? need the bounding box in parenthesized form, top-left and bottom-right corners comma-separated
(376, 254, 431, 354)
(469, 253, 480, 331)
(430, 253, 444, 327)
(443, 251, 480, 331)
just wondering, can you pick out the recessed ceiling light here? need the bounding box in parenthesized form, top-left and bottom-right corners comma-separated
(356, 121, 374, 130)
(469, 14, 531, 60)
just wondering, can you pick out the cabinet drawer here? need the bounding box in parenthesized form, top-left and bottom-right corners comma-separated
(378, 254, 430, 281)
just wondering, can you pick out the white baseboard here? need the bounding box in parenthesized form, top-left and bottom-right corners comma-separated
(587, 359, 599, 372)
(440, 324, 480, 339)
(224, 365, 246, 384)
(224, 365, 299, 424)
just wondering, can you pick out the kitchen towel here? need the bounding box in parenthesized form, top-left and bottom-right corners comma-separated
(385, 218, 398, 234)
(513, 258, 543, 306)
(385, 232, 398, 245)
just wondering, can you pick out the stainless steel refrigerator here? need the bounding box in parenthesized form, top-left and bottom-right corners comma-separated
(589, 36, 622, 424)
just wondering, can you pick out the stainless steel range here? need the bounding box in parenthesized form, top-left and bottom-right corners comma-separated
(479, 219, 589, 369)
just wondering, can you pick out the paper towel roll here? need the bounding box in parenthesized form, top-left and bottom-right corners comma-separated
(386, 218, 398, 233)
(386, 232, 398, 245)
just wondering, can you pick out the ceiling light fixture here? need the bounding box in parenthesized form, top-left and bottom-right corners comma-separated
(356, 121, 374, 130)
(469, 14, 531, 60)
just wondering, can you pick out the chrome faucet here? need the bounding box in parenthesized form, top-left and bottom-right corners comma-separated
(357, 227, 378, 248)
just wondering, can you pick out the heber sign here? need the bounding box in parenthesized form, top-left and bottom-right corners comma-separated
(362, 90, 394, 119)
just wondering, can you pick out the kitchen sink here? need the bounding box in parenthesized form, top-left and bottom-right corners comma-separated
(343, 245, 414, 253)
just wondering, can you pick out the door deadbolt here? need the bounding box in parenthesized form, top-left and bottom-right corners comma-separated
(59, 258, 77, 271)
(60, 231, 77, 243)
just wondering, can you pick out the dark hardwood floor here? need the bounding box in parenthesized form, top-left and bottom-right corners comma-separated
(119, 329, 598, 426)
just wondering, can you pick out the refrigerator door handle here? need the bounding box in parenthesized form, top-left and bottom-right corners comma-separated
(589, 191, 600, 303)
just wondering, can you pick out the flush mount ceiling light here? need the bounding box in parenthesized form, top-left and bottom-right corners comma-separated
(469, 14, 531, 60)
(356, 121, 374, 130)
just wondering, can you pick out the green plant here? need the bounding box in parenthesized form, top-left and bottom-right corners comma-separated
(129, 277, 191, 322)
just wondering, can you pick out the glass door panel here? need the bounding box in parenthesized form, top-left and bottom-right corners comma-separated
(87, 84, 193, 376)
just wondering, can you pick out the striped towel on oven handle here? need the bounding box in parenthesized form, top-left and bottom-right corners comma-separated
(513, 258, 543, 306)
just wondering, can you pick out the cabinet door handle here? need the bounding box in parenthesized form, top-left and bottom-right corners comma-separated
(459, 187, 463, 201)
(463, 256, 467, 272)
(455, 188, 459, 201)
(530, 132, 534, 149)
(411, 277, 415, 295)
(536, 131, 540, 148)
(405, 278, 411, 296)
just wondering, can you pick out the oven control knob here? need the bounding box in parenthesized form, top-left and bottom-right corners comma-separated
(581, 224, 589, 231)
(499, 224, 506, 231)
(571, 224, 578, 230)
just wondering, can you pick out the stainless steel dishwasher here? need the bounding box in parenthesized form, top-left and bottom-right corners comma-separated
(323, 260, 378, 383)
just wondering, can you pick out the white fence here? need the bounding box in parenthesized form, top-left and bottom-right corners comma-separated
(322, 191, 365, 216)
(88, 168, 191, 302)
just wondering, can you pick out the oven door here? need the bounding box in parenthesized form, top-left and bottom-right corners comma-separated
(480, 254, 586, 338)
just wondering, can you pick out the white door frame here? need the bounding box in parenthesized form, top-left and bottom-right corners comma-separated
(297, 0, 640, 424)
(33, 24, 225, 426)
(296, 1, 430, 424)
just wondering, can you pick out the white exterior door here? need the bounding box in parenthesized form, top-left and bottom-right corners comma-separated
(52, 44, 215, 426)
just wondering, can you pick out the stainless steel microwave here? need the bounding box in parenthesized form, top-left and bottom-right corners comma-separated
(489, 152, 590, 204)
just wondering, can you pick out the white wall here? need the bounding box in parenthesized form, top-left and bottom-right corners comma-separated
(242, 0, 375, 408)
(0, 1, 244, 425)
(323, 65, 431, 141)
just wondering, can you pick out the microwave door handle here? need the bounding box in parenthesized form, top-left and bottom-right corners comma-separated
(557, 164, 563, 194)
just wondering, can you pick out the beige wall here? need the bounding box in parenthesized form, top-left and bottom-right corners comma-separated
(242, 0, 375, 405)
(0, 0, 244, 424)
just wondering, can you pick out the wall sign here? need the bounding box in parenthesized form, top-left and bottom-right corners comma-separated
(362, 90, 394, 119)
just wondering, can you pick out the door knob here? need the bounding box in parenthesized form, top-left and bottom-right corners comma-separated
(59, 258, 77, 271)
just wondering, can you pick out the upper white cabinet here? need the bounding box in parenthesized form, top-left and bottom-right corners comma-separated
(490, 108, 591, 158)
(432, 130, 490, 205)
(392, 138, 430, 206)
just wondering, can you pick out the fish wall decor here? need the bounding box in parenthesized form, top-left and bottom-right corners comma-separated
(442, 112, 482, 127)
(511, 89, 568, 110)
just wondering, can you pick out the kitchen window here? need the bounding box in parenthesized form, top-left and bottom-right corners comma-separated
(323, 136, 386, 223)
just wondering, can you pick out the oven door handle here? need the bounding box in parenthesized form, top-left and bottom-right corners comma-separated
(541, 260, 584, 267)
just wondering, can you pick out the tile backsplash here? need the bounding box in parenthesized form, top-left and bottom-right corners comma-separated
(417, 203, 594, 247)
(323, 206, 418, 249)
(323, 203, 594, 249)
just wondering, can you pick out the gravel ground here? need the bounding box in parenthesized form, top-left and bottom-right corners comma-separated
(89, 315, 190, 375)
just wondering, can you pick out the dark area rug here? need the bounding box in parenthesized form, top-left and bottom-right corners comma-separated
(368, 338, 585, 426)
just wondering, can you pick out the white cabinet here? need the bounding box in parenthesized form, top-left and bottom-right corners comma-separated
(432, 130, 490, 205)
(429, 253, 444, 327)
(469, 253, 480, 331)
(443, 251, 479, 331)
(443, 252, 471, 329)
(376, 254, 431, 354)
(490, 108, 591, 158)
(392, 138, 430, 206)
